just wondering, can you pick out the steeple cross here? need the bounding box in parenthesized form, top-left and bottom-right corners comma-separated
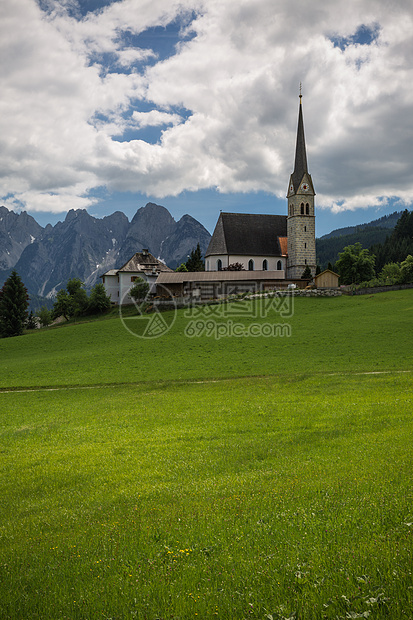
(299, 82, 302, 100)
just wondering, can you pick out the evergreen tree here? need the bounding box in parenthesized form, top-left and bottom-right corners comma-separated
(371, 210, 413, 272)
(26, 311, 37, 330)
(185, 243, 205, 271)
(0, 270, 29, 338)
(88, 283, 111, 314)
(301, 265, 312, 279)
(175, 263, 188, 272)
(66, 278, 89, 316)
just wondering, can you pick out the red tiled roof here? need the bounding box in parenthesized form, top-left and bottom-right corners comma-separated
(278, 236, 288, 256)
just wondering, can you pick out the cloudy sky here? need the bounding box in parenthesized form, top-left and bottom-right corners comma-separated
(1, 0, 412, 236)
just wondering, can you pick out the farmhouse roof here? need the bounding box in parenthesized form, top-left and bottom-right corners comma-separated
(101, 251, 173, 278)
(205, 212, 288, 257)
(101, 269, 118, 277)
(157, 270, 285, 284)
(119, 251, 172, 273)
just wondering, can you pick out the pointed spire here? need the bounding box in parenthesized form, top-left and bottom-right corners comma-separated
(291, 91, 308, 191)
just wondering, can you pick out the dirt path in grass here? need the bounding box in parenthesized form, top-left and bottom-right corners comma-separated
(0, 369, 411, 395)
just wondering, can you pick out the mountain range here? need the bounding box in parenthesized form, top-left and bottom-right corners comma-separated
(0, 204, 405, 302)
(0, 203, 211, 299)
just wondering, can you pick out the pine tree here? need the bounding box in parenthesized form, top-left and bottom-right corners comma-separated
(26, 311, 37, 330)
(185, 243, 205, 271)
(301, 265, 312, 279)
(0, 270, 29, 338)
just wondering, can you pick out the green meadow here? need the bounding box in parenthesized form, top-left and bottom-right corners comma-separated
(0, 291, 412, 619)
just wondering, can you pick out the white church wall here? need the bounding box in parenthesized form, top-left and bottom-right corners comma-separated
(206, 255, 286, 274)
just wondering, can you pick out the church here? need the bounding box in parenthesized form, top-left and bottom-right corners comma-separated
(205, 94, 316, 279)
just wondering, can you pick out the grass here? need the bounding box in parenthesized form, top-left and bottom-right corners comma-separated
(0, 291, 412, 389)
(0, 290, 412, 619)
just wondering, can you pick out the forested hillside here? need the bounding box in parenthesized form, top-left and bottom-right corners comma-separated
(316, 226, 391, 269)
(315, 210, 413, 270)
(371, 209, 413, 271)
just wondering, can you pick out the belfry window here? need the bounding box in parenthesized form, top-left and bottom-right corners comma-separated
(248, 259, 254, 271)
(301, 203, 304, 215)
(277, 260, 282, 270)
(217, 259, 222, 271)
(262, 259, 268, 271)
(306, 203, 310, 215)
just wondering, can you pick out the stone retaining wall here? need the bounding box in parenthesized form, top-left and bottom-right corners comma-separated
(344, 283, 413, 296)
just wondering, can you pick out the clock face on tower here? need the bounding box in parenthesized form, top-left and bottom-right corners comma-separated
(289, 184, 294, 193)
(300, 182, 309, 191)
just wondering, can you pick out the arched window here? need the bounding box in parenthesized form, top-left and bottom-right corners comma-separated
(217, 259, 222, 271)
(248, 259, 254, 271)
(277, 260, 282, 271)
(206, 260, 209, 271)
(262, 259, 268, 271)
(301, 203, 304, 215)
(306, 203, 310, 215)
(289, 204, 293, 216)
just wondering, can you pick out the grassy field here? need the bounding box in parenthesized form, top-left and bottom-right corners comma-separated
(0, 292, 411, 388)
(0, 291, 412, 619)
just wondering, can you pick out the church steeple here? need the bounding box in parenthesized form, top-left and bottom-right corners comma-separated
(287, 92, 315, 197)
(286, 90, 316, 280)
(291, 95, 308, 193)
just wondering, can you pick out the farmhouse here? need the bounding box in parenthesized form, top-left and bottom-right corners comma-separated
(101, 250, 172, 304)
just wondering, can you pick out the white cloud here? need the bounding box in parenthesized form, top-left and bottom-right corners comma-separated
(132, 110, 182, 128)
(0, 0, 412, 215)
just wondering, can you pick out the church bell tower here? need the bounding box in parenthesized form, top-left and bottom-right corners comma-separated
(286, 92, 316, 279)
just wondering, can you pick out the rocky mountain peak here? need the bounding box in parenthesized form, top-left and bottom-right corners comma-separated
(0, 203, 211, 299)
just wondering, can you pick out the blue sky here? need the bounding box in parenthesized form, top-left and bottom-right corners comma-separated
(1, 0, 412, 238)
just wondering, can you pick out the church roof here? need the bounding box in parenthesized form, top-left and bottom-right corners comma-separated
(291, 98, 308, 192)
(278, 236, 288, 256)
(205, 212, 287, 257)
